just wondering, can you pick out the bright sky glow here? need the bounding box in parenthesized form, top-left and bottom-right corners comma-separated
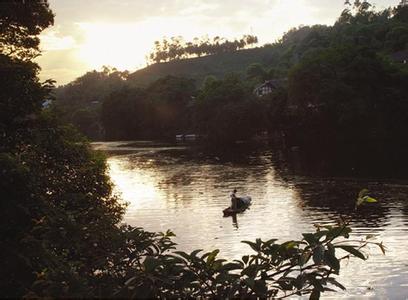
(36, 0, 400, 85)
(77, 22, 147, 71)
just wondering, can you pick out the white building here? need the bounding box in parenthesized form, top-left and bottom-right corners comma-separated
(253, 79, 284, 97)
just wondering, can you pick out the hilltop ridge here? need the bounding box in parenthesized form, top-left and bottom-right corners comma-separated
(127, 46, 278, 87)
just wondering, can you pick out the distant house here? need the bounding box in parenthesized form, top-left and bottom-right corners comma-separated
(253, 79, 285, 97)
(391, 50, 408, 64)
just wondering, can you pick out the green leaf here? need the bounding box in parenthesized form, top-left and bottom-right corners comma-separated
(278, 279, 294, 291)
(243, 277, 255, 289)
(190, 249, 203, 258)
(220, 262, 242, 272)
(206, 249, 220, 265)
(326, 277, 346, 290)
(241, 264, 258, 278)
(363, 196, 377, 203)
(324, 251, 340, 273)
(356, 189, 378, 208)
(313, 245, 325, 264)
(327, 243, 335, 256)
(326, 226, 352, 239)
(124, 276, 137, 286)
(174, 251, 191, 261)
(356, 197, 365, 207)
(165, 229, 176, 237)
(143, 256, 160, 273)
(212, 260, 223, 271)
(283, 241, 297, 249)
(265, 238, 278, 245)
(242, 255, 249, 265)
(336, 245, 366, 260)
(300, 251, 312, 266)
(358, 189, 370, 199)
(314, 230, 329, 240)
(378, 242, 386, 255)
(242, 240, 260, 252)
(303, 233, 317, 245)
(254, 279, 268, 295)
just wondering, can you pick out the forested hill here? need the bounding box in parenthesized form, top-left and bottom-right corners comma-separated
(127, 46, 277, 87)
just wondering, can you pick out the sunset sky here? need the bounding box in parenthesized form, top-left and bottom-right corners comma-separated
(36, 0, 400, 85)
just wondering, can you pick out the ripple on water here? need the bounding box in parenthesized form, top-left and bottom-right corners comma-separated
(102, 142, 408, 299)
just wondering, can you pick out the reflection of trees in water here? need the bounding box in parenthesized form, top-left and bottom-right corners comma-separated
(294, 181, 390, 228)
(392, 189, 408, 228)
(270, 140, 408, 178)
(268, 147, 408, 229)
(112, 143, 408, 230)
(121, 146, 275, 207)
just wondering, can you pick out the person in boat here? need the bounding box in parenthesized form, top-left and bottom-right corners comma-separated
(230, 189, 244, 209)
(230, 189, 237, 209)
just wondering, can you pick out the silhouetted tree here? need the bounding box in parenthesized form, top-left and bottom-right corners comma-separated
(0, 0, 54, 60)
(148, 35, 259, 63)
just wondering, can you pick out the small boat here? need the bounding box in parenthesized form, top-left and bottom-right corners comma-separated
(223, 196, 252, 216)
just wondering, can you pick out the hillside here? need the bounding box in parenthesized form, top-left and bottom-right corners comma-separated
(127, 46, 278, 87)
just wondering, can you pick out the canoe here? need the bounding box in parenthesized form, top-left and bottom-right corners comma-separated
(223, 196, 252, 216)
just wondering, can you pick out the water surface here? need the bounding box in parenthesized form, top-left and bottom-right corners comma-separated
(94, 141, 408, 299)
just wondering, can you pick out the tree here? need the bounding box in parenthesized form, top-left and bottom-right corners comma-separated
(146, 76, 196, 137)
(54, 66, 128, 139)
(0, 55, 53, 132)
(1, 2, 125, 297)
(286, 44, 408, 172)
(0, 0, 54, 60)
(101, 87, 150, 140)
(246, 63, 268, 82)
(393, 3, 408, 22)
(148, 35, 259, 63)
(194, 74, 266, 143)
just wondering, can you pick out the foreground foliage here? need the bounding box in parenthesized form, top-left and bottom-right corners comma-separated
(0, 2, 125, 296)
(116, 222, 383, 299)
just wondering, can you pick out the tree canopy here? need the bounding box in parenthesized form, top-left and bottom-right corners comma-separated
(149, 35, 258, 63)
(0, 0, 54, 60)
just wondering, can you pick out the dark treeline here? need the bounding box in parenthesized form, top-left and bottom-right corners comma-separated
(274, 1, 408, 176)
(102, 76, 196, 140)
(148, 35, 258, 63)
(100, 74, 267, 143)
(53, 66, 129, 139)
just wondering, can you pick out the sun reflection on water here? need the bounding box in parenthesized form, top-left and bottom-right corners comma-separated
(108, 156, 165, 210)
(101, 142, 408, 299)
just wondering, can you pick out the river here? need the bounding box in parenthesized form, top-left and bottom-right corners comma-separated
(93, 141, 408, 299)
